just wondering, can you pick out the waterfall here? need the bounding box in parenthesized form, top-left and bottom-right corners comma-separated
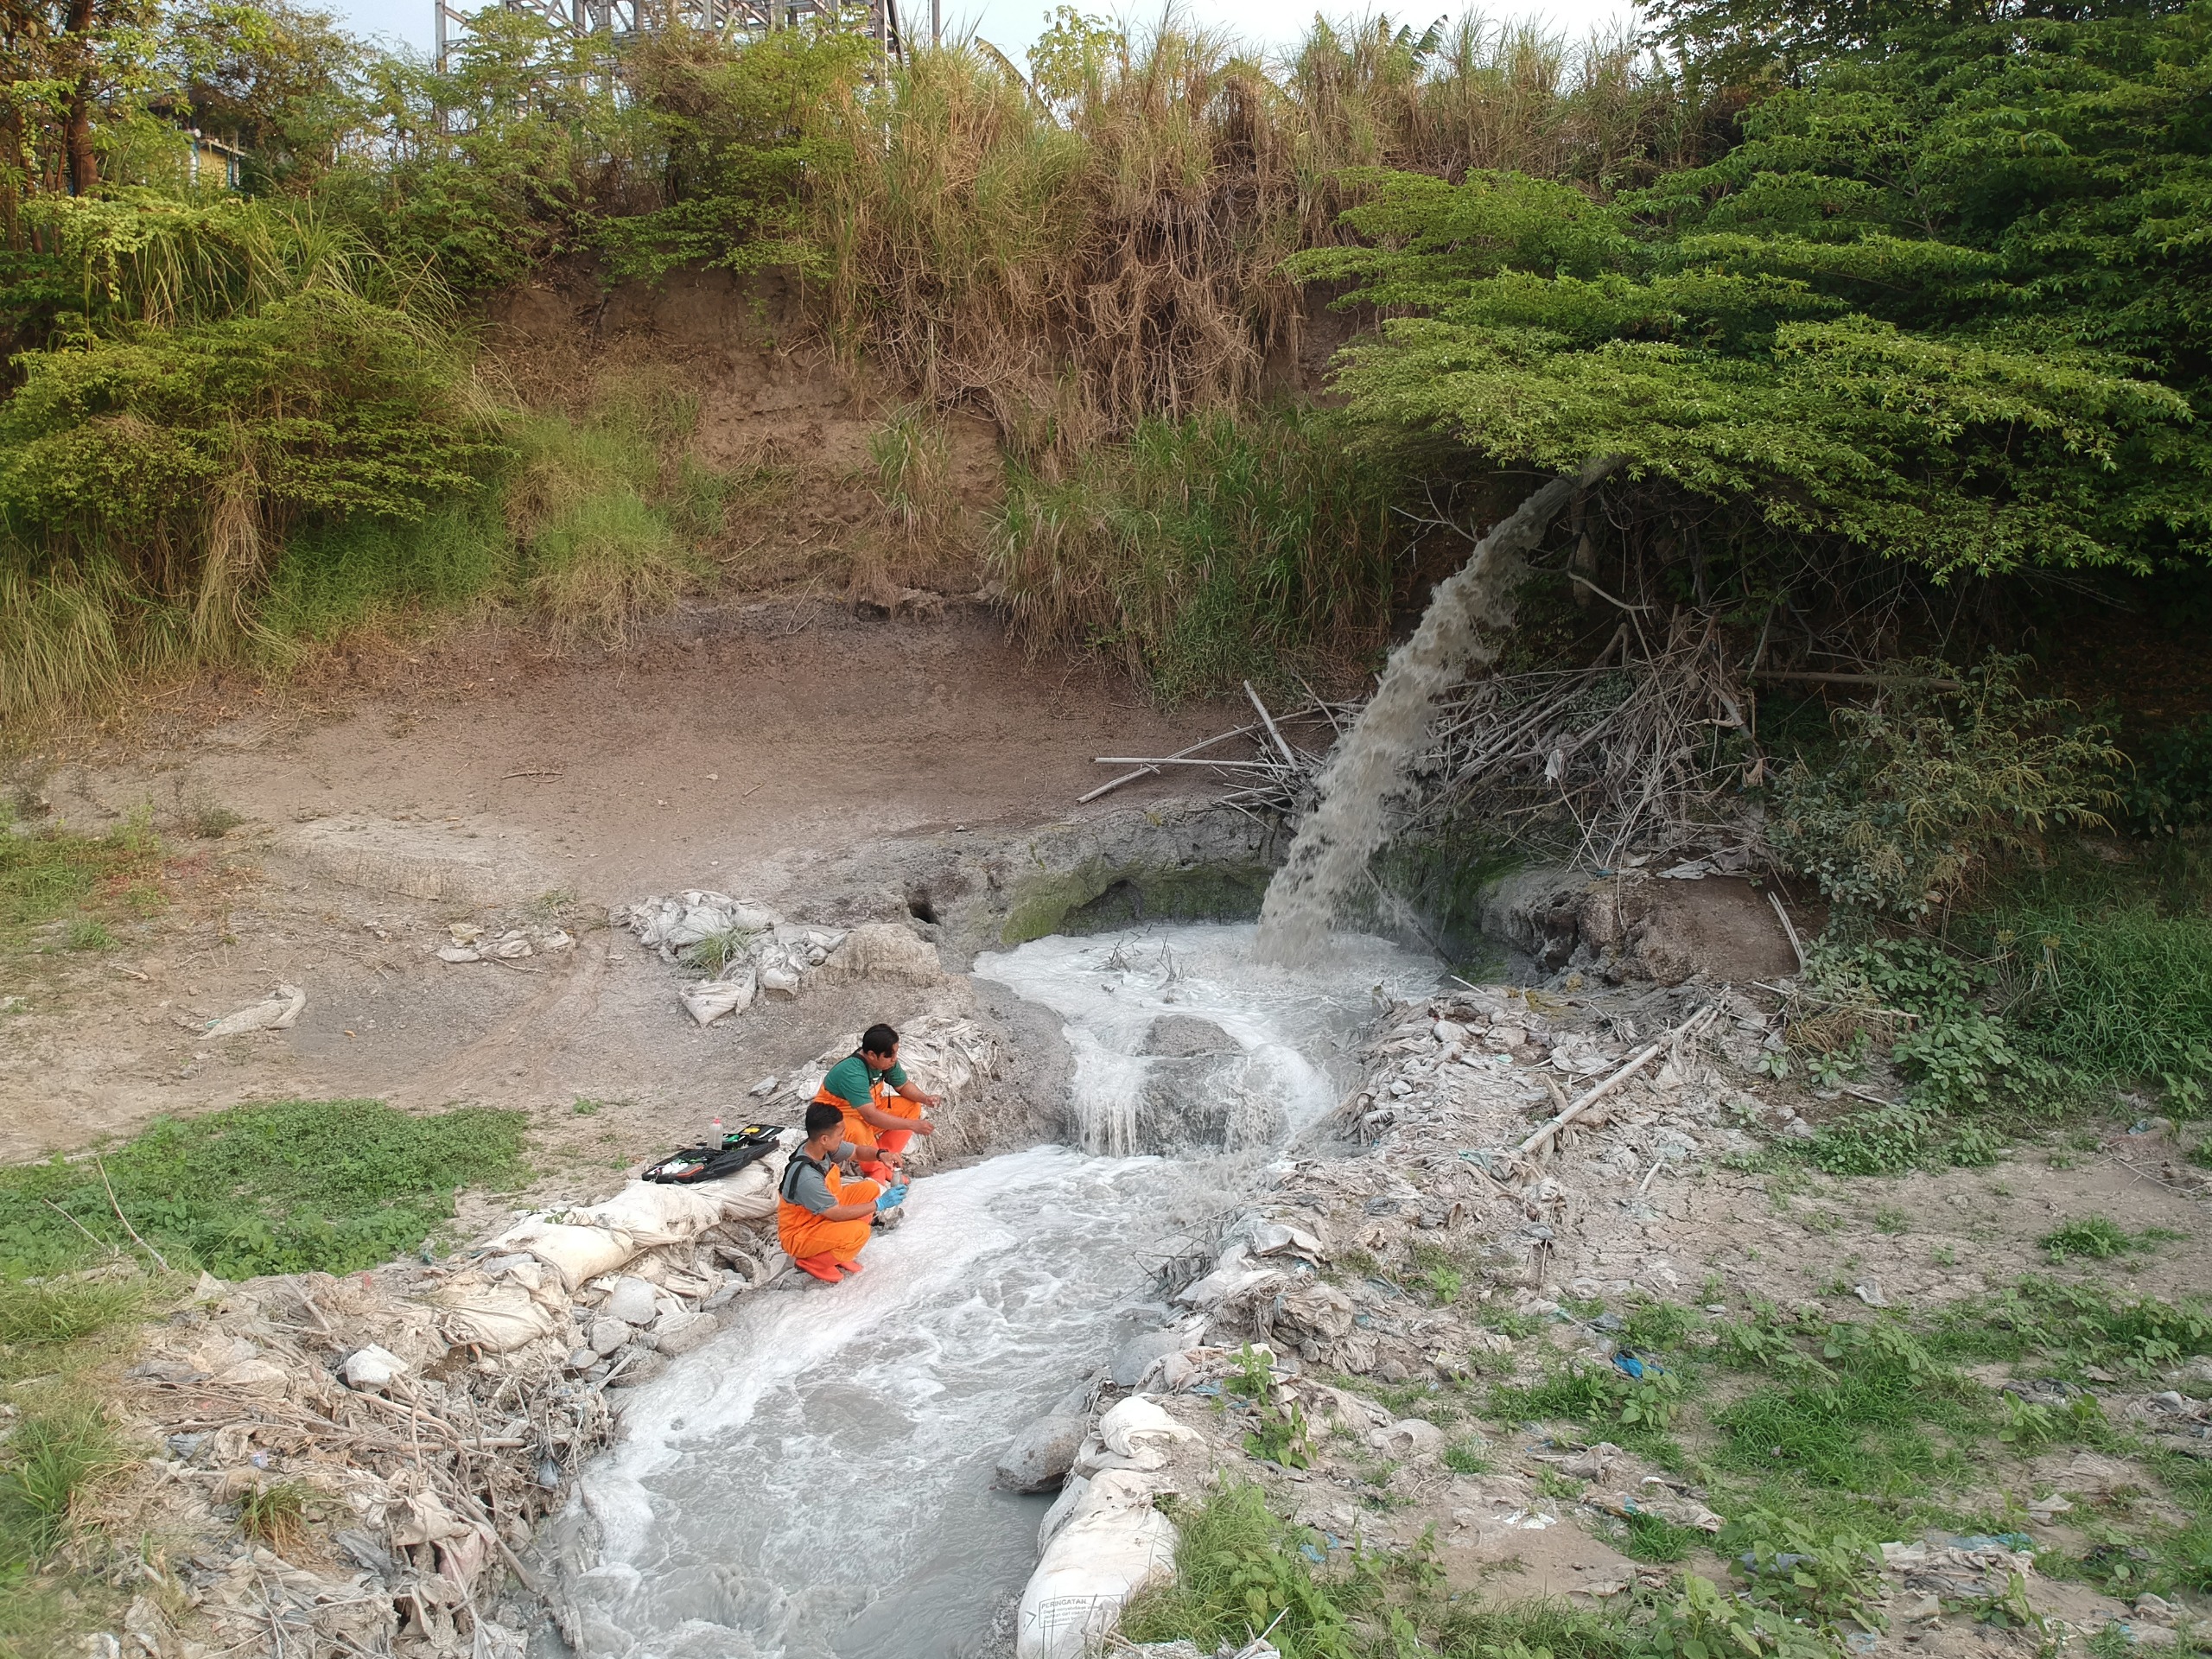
(1254, 455, 1623, 965)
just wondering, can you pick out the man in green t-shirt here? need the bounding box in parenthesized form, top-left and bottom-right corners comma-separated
(810, 1022, 941, 1184)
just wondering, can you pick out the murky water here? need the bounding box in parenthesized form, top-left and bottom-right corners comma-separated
(556, 925, 1435, 1659)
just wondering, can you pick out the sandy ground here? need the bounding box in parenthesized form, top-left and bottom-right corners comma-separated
(0, 603, 1236, 1169)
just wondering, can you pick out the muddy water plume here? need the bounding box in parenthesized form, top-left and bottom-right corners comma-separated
(1255, 456, 1623, 966)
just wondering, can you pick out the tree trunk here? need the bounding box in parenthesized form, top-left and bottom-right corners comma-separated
(62, 0, 97, 195)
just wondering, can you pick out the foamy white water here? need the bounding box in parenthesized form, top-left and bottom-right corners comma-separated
(555, 923, 1437, 1659)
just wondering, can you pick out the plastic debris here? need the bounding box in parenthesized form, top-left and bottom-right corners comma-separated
(198, 983, 306, 1037)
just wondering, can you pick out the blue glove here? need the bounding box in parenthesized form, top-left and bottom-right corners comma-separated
(875, 1184, 909, 1213)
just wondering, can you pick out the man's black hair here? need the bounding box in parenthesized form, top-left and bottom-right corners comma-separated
(860, 1023, 899, 1059)
(804, 1101, 844, 1137)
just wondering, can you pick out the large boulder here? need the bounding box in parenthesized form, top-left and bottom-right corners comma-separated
(813, 923, 947, 988)
(996, 1412, 1089, 1493)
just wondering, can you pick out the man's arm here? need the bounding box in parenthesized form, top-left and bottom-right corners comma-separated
(894, 1079, 942, 1109)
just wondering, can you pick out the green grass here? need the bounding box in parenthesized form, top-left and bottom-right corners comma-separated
(0, 1395, 128, 1567)
(2039, 1217, 2180, 1262)
(1618, 1508, 1700, 1562)
(2005, 905, 2212, 1103)
(0, 814, 163, 944)
(0, 1099, 529, 1279)
(990, 406, 1402, 702)
(260, 495, 513, 647)
(1442, 1434, 1493, 1474)
(0, 1277, 149, 1347)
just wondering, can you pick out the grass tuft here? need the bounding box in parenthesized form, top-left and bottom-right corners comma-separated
(990, 408, 1400, 700)
(0, 1099, 529, 1279)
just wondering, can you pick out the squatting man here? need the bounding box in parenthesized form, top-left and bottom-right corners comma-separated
(776, 1023, 941, 1284)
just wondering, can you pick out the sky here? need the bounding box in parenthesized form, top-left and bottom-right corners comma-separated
(329, 0, 1642, 66)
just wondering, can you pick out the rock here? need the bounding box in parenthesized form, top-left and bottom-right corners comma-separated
(605, 1277, 658, 1325)
(996, 1413, 1089, 1493)
(586, 1316, 630, 1356)
(1109, 1327, 1194, 1387)
(654, 1311, 720, 1356)
(564, 1347, 597, 1371)
(608, 1349, 667, 1388)
(812, 922, 946, 988)
(1141, 1015, 1240, 1057)
(1372, 1418, 1445, 1459)
(1433, 1019, 1469, 1046)
(341, 1344, 409, 1391)
(1781, 1117, 1815, 1141)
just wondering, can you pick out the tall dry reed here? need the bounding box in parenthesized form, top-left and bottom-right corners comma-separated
(811, 16, 1687, 456)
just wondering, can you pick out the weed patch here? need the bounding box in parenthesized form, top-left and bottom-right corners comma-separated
(0, 1395, 127, 1568)
(990, 408, 1401, 701)
(2038, 1217, 2179, 1262)
(0, 813, 163, 945)
(0, 1099, 528, 1278)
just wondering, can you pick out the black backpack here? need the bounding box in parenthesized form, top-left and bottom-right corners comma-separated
(643, 1124, 785, 1185)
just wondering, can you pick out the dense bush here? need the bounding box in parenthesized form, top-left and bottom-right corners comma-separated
(1764, 659, 2120, 922)
(991, 409, 1402, 699)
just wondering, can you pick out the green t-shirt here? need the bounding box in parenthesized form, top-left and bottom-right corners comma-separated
(822, 1053, 907, 1115)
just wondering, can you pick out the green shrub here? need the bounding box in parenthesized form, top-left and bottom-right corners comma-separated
(1766, 658, 2120, 923)
(1993, 906, 2212, 1104)
(0, 1100, 528, 1279)
(2118, 715, 2212, 836)
(1118, 1483, 1372, 1658)
(990, 408, 1401, 701)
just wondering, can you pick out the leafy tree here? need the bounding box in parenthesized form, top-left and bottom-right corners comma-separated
(594, 22, 872, 282)
(1293, 1, 2212, 583)
(156, 0, 362, 190)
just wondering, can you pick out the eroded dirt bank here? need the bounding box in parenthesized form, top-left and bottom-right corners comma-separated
(1, 605, 1238, 1166)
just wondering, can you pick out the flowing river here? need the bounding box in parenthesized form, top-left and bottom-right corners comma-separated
(554, 924, 1437, 1659)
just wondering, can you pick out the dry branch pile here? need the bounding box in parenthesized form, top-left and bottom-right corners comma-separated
(1092, 615, 1764, 868)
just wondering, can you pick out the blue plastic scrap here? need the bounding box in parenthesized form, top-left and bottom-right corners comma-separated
(1612, 1351, 1662, 1380)
(1941, 1533, 2034, 1552)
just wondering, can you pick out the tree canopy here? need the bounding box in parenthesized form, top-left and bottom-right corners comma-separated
(1295, 0, 2212, 580)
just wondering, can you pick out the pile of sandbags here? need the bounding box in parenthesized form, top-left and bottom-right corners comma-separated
(609, 891, 848, 1026)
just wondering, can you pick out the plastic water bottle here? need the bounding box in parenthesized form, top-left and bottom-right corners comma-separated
(709, 1115, 725, 1147)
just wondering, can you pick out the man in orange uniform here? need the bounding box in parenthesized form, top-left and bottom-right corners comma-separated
(777, 1102, 907, 1284)
(811, 1023, 941, 1185)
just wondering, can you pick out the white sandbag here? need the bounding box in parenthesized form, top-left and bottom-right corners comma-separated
(1097, 1395, 1201, 1467)
(714, 1156, 784, 1223)
(440, 1283, 560, 1353)
(201, 983, 306, 1037)
(490, 1221, 632, 1291)
(574, 1180, 731, 1244)
(680, 965, 756, 1027)
(1016, 1470, 1179, 1659)
(1038, 1473, 1090, 1552)
(613, 892, 777, 959)
(757, 961, 802, 996)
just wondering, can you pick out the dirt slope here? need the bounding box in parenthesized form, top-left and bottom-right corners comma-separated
(1, 604, 1233, 1170)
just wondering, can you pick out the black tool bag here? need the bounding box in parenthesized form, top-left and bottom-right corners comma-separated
(643, 1124, 785, 1185)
